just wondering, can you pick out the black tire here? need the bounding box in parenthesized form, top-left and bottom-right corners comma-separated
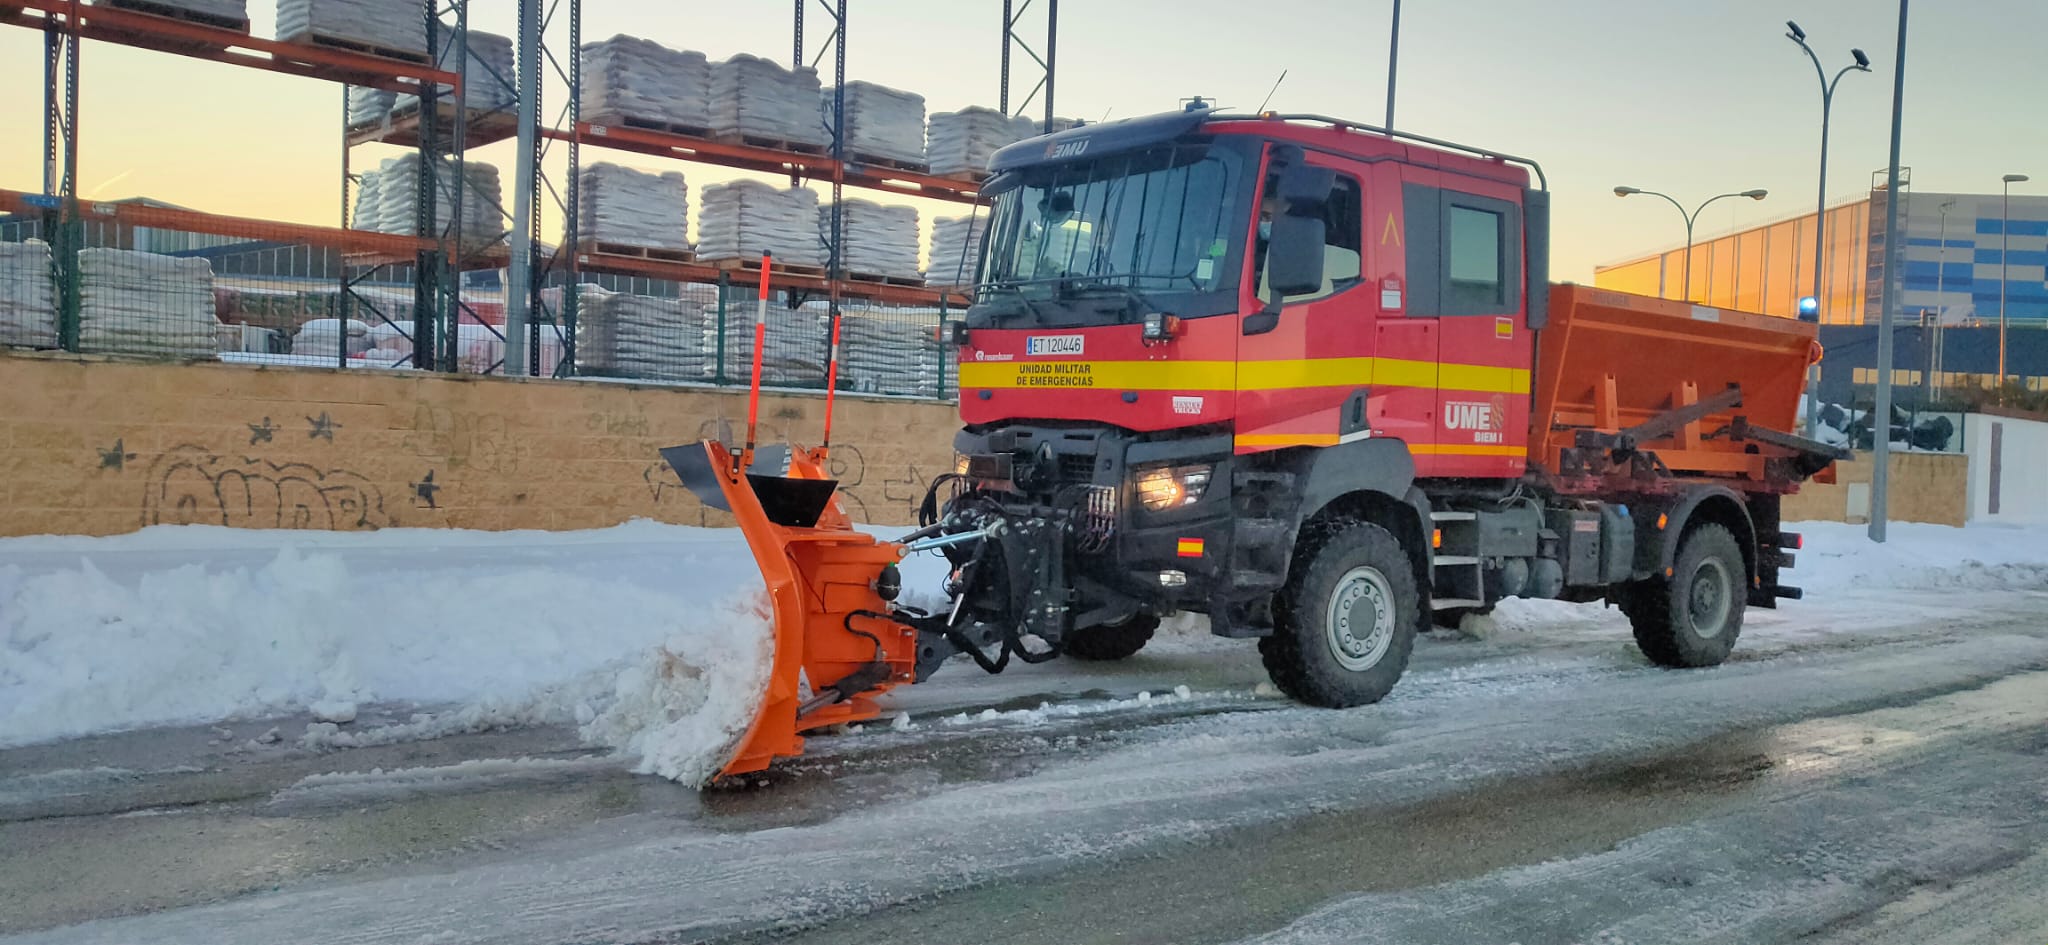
(1259, 521, 1418, 707)
(1626, 523, 1746, 668)
(1063, 614, 1159, 661)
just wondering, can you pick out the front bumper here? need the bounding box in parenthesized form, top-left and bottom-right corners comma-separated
(952, 424, 1237, 620)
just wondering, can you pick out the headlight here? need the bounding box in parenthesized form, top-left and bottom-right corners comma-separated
(954, 452, 971, 477)
(1134, 463, 1212, 511)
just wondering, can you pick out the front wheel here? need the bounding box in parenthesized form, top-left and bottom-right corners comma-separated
(1259, 522, 1418, 707)
(1625, 523, 1746, 667)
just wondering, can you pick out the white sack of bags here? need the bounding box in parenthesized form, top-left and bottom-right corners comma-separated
(577, 163, 690, 250)
(276, 0, 427, 57)
(826, 81, 925, 166)
(696, 181, 822, 268)
(710, 54, 825, 147)
(352, 154, 504, 240)
(0, 239, 58, 348)
(927, 215, 988, 286)
(926, 106, 1027, 177)
(823, 200, 920, 281)
(580, 35, 712, 130)
(395, 29, 516, 113)
(76, 248, 221, 359)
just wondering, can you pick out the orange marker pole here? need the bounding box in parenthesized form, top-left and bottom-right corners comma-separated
(742, 252, 771, 472)
(820, 308, 842, 459)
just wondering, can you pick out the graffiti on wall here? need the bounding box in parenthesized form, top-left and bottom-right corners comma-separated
(141, 445, 392, 530)
(403, 404, 525, 473)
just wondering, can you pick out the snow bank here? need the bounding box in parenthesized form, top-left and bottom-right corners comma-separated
(1789, 521, 2048, 592)
(0, 522, 769, 759)
(0, 519, 946, 786)
(577, 595, 777, 785)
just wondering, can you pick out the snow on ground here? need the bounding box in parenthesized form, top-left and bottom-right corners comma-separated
(0, 520, 948, 784)
(3, 516, 2043, 786)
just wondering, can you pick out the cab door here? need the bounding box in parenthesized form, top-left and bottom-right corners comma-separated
(1234, 148, 1374, 452)
(1399, 176, 1533, 478)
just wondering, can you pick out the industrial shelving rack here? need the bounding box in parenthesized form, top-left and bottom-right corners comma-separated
(5, 0, 490, 368)
(5, 0, 1063, 384)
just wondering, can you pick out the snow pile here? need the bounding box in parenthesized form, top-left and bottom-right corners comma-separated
(696, 180, 824, 268)
(76, 248, 221, 359)
(395, 29, 516, 114)
(577, 163, 690, 250)
(570, 283, 714, 380)
(927, 214, 987, 286)
(825, 199, 921, 280)
(580, 35, 712, 130)
(926, 107, 1028, 177)
(579, 595, 778, 785)
(836, 307, 948, 397)
(709, 54, 825, 148)
(0, 238, 58, 348)
(0, 523, 771, 753)
(1790, 521, 2048, 592)
(827, 81, 926, 166)
(276, 0, 428, 57)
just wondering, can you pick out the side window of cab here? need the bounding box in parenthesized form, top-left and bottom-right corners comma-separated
(1255, 172, 1364, 304)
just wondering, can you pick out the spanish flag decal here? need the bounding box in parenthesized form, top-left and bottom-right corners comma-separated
(1176, 538, 1205, 558)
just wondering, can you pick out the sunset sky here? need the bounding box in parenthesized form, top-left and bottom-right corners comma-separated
(2, 0, 2043, 281)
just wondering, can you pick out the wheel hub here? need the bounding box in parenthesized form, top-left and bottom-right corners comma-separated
(1689, 558, 1732, 638)
(1326, 566, 1395, 671)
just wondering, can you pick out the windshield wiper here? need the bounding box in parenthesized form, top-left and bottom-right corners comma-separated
(1063, 281, 1158, 322)
(979, 283, 1051, 325)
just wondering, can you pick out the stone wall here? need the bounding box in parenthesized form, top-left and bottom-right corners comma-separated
(0, 352, 960, 537)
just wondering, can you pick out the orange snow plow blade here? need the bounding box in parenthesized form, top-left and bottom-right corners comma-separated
(660, 439, 917, 778)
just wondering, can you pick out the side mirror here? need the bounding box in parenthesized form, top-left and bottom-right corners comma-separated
(1277, 164, 1336, 208)
(1265, 214, 1326, 298)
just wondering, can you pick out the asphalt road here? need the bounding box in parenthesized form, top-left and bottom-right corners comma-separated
(4, 592, 2046, 945)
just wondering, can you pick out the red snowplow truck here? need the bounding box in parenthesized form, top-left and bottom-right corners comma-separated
(666, 106, 1846, 777)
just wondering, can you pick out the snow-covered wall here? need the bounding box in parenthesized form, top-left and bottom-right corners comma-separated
(0, 352, 958, 537)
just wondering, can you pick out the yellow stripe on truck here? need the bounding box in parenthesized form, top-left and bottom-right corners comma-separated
(957, 358, 1530, 394)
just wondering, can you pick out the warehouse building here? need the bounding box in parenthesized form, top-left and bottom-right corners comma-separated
(1595, 186, 2048, 395)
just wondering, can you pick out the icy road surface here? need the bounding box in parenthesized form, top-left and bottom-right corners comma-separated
(3, 521, 2048, 944)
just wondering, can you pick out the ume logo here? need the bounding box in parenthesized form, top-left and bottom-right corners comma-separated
(1044, 138, 1090, 160)
(1444, 401, 1501, 432)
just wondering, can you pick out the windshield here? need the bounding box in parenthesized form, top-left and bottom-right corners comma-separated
(970, 135, 1258, 328)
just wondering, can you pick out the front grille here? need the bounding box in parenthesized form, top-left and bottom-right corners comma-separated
(1058, 452, 1098, 483)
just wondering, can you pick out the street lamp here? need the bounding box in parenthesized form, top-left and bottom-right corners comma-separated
(1613, 186, 1768, 302)
(1789, 22, 1869, 438)
(2000, 173, 2029, 386)
(1787, 21, 1871, 325)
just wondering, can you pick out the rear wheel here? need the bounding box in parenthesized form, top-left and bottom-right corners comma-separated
(1259, 521, 1417, 707)
(1063, 614, 1159, 661)
(1625, 523, 1746, 667)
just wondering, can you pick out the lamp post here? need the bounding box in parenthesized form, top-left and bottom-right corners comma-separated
(1932, 197, 1955, 397)
(1613, 187, 1768, 302)
(2000, 173, 2029, 387)
(1788, 23, 1868, 438)
(1786, 22, 1870, 326)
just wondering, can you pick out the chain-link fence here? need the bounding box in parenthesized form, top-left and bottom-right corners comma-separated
(1, 196, 960, 400)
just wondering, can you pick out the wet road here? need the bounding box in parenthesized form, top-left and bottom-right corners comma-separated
(4, 594, 2047, 945)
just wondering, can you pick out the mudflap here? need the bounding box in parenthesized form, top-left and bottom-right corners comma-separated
(659, 440, 918, 778)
